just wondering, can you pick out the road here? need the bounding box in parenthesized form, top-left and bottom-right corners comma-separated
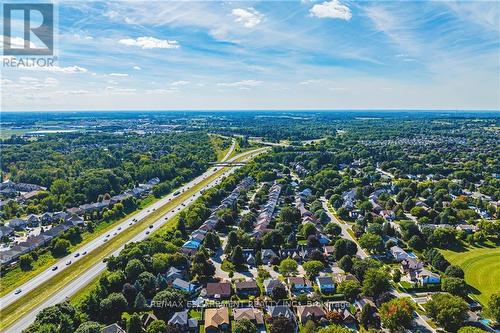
(321, 198, 368, 259)
(0, 139, 237, 309)
(2, 148, 268, 333)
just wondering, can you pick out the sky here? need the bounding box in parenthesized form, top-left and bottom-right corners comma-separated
(1, 0, 500, 111)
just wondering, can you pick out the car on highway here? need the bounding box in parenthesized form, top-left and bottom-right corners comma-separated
(74, 253, 80, 258)
(129, 222, 133, 225)
(66, 261, 72, 265)
(113, 232, 117, 235)
(52, 266, 58, 271)
(148, 225, 153, 229)
(103, 239, 108, 242)
(82, 251, 87, 255)
(118, 227, 121, 230)
(145, 231, 150, 235)
(173, 190, 180, 196)
(14, 289, 22, 294)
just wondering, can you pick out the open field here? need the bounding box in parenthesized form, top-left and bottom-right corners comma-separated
(441, 243, 500, 305)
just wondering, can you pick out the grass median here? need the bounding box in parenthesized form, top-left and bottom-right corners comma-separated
(0, 148, 266, 331)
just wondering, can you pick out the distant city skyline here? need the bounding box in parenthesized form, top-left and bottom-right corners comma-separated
(2, 1, 500, 111)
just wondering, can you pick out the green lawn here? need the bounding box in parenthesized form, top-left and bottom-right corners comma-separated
(441, 242, 500, 305)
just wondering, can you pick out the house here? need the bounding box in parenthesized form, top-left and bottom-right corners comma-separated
(168, 310, 198, 332)
(333, 273, 358, 284)
(206, 282, 231, 299)
(316, 276, 335, 294)
(279, 248, 302, 261)
(242, 249, 256, 266)
(323, 245, 335, 257)
(456, 224, 479, 234)
(101, 323, 126, 333)
(263, 279, 285, 295)
(140, 313, 158, 328)
(235, 280, 259, 296)
(26, 214, 40, 226)
(288, 277, 312, 293)
(40, 212, 53, 224)
(172, 278, 196, 293)
(417, 268, 441, 285)
(204, 307, 230, 333)
(0, 225, 14, 238)
(296, 305, 326, 323)
(233, 308, 264, 325)
(400, 258, 424, 273)
(390, 246, 409, 262)
(166, 267, 184, 283)
(299, 188, 313, 198)
(261, 249, 277, 264)
(267, 305, 296, 326)
(8, 218, 27, 230)
(380, 210, 395, 221)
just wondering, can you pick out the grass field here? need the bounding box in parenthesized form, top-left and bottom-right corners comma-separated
(0, 147, 267, 331)
(441, 242, 500, 305)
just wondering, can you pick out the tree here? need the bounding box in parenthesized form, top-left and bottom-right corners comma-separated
(379, 298, 415, 331)
(337, 280, 361, 301)
(487, 293, 500, 322)
(445, 265, 465, 279)
(231, 245, 246, 268)
(204, 232, 221, 251)
(125, 259, 146, 282)
(50, 238, 70, 257)
(324, 223, 342, 237)
(122, 283, 137, 306)
(126, 314, 142, 333)
(19, 253, 34, 271)
(333, 238, 357, 260)
(359, 233, 384, 254)
(441, 277, 468, 298)
(360, 304, 379, 329)
(99, 293, 128, 323)
(302, 222, 317, 238)
(269, 316, 295, 333)
(134, 292, 146, 310)
(190, 249, 215, 281)
(151, 288, 187, 319)
(74, 321, 102, 333)
(279, 258, 298, 276)
(362, 269, 391, 297)
(303, 319, 316, 333)
(338, 255, 353, 272)
(279, 206, 301, 224)
(225, 231, 238, 254)
(457, 327, 487, 333)
(424, 293, 468, 332)
(316, 325, 353, 333)
(271, 285, 288, 300)
(302, 260, 324, 279)
(233, 318, 257, 333)
(146, 320, 168, 333)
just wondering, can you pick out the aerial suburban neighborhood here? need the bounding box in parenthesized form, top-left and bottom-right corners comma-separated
(0, 112, 498, 333)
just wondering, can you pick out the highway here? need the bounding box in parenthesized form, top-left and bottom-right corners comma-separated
(2, 146, 268, 332)
(0, 140, 236, 309)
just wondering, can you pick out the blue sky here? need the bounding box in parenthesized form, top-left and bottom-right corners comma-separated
(2, 0, 500, 111)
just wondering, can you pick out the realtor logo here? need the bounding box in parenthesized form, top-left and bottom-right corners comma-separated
(3, 3, 54, 55)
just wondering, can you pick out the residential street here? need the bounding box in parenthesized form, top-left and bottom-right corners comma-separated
(321, 197, 368, 259)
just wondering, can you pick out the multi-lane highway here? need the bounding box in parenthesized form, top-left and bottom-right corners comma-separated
(2, 146, 268, 333)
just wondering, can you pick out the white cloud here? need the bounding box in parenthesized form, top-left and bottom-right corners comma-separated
(118, 36, 179, 49)
(310, 0, 352, 20)
(0, 36, 37, 48)
(232, 8, 263, 28)
(133, 66, 141, 70)
(217, 80, 262, 87)
(171, 80, 190, 86)
(109, 73, 129, 77)
(300, 79, 324, 85)
(20, 65, 88, 74)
